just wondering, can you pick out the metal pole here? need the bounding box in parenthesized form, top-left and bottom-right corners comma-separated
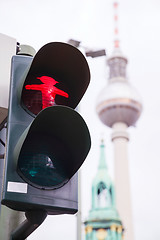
(0, 124, 26, 240)
(77, 170, 82, 240)
(0, 206, 26, 240)
(10, 210, 47, 240)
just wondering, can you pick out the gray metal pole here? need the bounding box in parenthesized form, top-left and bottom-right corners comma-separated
(0, 33, 26, 240)
(77, 170, 82, 240)
(10, 210, 47, 240)
(0, 125, 26, 240)
(0, 206, 26, 240)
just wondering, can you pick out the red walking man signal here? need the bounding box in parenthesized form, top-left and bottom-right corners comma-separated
(25, 76, 69, 109)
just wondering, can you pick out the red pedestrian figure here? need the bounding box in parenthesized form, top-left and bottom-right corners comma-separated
(25, 76, 69, 109)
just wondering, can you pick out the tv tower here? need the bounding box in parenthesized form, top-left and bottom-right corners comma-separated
(96, 2, 142, 240)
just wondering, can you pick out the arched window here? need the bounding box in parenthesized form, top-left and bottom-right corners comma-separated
(97, 182, 111, 208)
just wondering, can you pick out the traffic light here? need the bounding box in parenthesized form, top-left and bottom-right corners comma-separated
(1, 42, 91, 215)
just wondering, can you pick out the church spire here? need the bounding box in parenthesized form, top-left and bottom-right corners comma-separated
(98, 139, 107, 170)
(90, 140, 116, 211)
(84, 140, 124, 240)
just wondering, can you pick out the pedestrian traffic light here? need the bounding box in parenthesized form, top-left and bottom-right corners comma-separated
(1, 42, 91, 215)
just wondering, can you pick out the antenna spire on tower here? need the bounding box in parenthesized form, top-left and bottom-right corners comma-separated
(113, 1, 120, 49)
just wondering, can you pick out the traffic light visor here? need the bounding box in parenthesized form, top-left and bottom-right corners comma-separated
(21, 42, 90, 116)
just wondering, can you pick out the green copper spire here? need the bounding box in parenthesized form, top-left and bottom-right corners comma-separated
(89, 140, 117, 216)
(84, 140, 124, 240)
(98, 139, 107, 170)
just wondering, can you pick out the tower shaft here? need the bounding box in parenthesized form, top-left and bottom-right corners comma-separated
(111, 122, 134, 240)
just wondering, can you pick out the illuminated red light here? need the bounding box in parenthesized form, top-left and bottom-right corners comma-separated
(25, 76, 69, 110)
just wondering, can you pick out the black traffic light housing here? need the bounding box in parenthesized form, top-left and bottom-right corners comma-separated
(16, 105, 90, 190)
(1, 42, 91, 215)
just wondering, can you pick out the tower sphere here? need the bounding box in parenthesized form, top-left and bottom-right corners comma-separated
(96, 47, 142, 128)
(96, 81, 142, 128)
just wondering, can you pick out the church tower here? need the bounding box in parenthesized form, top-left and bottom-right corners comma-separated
(84, 140, 123, 240)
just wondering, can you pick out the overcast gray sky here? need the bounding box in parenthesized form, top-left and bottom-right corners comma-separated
(0, 0, 160, 239)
